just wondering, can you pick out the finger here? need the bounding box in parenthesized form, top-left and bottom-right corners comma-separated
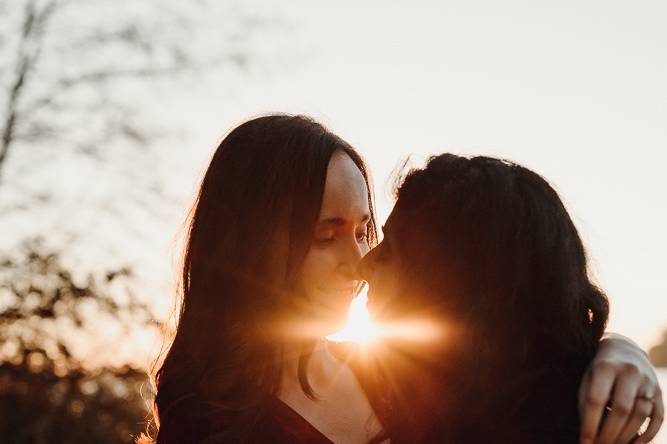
(579, 367, 592, 414)
(636, 390, 663, 444)
(579, 364, 615, 444)
(595, 367, 642, 444)
(613, 398, 653, 444)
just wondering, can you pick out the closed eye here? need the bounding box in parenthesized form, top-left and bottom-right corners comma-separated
(314, 236, 334, 246)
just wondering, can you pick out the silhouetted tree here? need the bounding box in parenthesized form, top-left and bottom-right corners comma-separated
(0, 239, 158, 443)
(0, 0, 271, 180)
(0, 3, 289, 441)
(0, 0, 286, 265)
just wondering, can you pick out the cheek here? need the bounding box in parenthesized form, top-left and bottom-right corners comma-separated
(298, 247, 338, 291)
(369, 263, 406, 316)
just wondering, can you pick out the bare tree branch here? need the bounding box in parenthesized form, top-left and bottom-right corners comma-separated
(0, 0, 56, 180)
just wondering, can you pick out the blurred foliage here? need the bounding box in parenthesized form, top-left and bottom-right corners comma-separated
(0, 239, 157, 443)
(0, 1, 289, 443)
(649, 329, 667, 368)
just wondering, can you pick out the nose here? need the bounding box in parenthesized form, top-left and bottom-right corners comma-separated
(339, 237, 366, 280)
(356, 246, 376, 281)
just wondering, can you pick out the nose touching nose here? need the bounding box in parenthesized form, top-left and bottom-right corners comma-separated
(356, 249, 372, 281)
(340, 237, 366, 280)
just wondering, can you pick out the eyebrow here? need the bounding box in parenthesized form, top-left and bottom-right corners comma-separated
(318, 214, 370, 226)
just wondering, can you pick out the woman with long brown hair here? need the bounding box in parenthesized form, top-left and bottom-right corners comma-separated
(149, 114, 383, 443)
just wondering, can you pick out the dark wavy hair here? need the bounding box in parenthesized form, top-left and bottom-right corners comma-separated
(141, 114, 376, 443)
(386, 154, 609, 443)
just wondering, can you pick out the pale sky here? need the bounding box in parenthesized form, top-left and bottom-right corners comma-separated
(2, 0, 664, 354)
(157, 0, 666, 349)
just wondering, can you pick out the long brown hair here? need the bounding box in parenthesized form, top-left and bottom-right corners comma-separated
(143, 114, 376, 443)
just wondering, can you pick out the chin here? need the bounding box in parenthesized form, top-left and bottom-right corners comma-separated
(310, 293, 353, 334)
(315, 314, 346, 338)
(333, 314, 349, 330)
(323, 314, 347, 333)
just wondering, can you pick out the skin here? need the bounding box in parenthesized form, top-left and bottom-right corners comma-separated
(279, 151, 383, 444)
(295, 150, 372, 332)
(578, 335, 663, 444)
(359, 208, 664, 444)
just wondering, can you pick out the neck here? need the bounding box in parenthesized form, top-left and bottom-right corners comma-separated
(280, 338, 345, 395)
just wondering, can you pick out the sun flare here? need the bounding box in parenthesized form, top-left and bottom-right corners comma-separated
(327, 287, 379, 345)
(327, 287, 445, 345)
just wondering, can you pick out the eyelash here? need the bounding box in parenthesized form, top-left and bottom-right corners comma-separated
(314, 235, 335, 246)
(314, 231, 368, 245)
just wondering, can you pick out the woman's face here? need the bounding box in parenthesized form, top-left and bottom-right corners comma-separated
(357, 209, 406, 322)
(360, 206, 446, 331)
(296, 151, 371, 332)
(359, 208, 449, 427)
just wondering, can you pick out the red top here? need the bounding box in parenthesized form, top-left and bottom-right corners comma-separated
(157, 394, 335, 444)
(263, 397, 334, 444)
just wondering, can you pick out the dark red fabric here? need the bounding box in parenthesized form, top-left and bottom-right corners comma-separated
(262, 398, 334, 444)
(157, 394, 335, 444)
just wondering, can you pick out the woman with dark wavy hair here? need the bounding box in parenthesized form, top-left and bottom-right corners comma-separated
(359, 154, 663, 443)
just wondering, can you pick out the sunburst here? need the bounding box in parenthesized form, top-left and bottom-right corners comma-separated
(327, 287, 379, 345)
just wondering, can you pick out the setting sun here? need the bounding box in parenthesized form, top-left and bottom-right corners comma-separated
(328, 287, 446, 345)
(327, 287, 379, 345)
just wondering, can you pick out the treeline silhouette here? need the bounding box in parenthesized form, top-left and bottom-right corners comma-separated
(0, 240, 156, 443)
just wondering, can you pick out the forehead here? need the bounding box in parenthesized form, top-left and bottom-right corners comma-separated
(319, 151, 369, 219)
